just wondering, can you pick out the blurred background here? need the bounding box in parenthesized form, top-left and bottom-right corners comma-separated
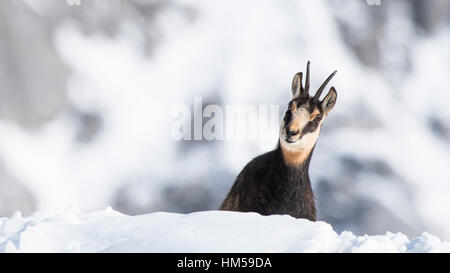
(1, 0, 450, 240)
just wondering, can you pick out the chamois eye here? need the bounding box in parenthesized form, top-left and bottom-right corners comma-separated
(310, 116, 321, 127)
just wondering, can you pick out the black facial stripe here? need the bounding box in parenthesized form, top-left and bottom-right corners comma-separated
(301, 122, 317, 135)
(283, 110, 292, 125)
(301, 116, 322, 135)
(308, 103, 316, 114)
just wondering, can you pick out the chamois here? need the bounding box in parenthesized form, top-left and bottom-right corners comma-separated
(220, 62, 337, 221)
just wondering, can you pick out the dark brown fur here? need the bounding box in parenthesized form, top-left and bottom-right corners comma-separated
(220, 143, 317, 221)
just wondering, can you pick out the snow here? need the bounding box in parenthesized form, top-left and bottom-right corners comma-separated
(0, 207, 449, 253)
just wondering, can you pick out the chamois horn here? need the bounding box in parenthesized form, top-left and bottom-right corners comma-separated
(313, 70, 337, 102)
(304, 61, 311, 98)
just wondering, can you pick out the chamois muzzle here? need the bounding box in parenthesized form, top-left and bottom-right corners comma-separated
(285, 128, 299, 143)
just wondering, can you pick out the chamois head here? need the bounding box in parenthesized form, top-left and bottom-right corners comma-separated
(280, 61, 337, 164)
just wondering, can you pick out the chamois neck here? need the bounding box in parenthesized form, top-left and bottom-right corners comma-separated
(274, 142, 317, 221)
(278, 141, 315, 172)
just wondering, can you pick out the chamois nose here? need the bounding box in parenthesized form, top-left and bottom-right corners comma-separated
(286, 128, 299, 137)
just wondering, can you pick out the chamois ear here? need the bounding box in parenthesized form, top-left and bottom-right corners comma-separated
(321, 87, 337, 114)
(291, 72, 303, 98)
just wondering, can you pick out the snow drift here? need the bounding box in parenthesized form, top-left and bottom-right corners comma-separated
(0, 207, 448, 253)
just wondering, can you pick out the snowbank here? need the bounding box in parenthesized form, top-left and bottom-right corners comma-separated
(0, 207, 449, 253)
